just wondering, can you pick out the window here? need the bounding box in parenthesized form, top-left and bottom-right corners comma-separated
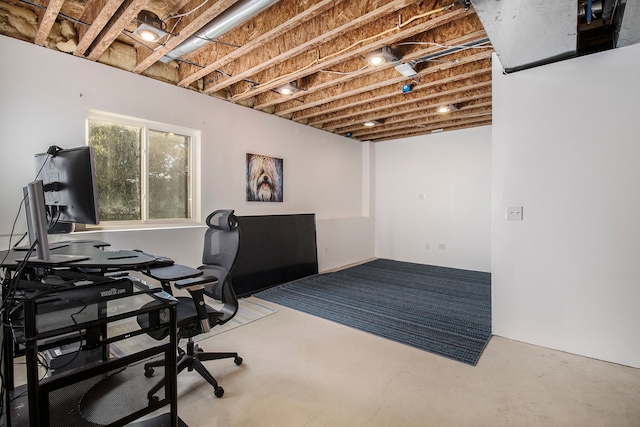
(87, 111, 200, 226)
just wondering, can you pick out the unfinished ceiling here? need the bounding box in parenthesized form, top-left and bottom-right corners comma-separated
(0, 0, 640, 142)
(0, 0, 634, 141)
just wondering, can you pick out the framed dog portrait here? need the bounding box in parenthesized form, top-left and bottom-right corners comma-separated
(246, 153, 284, 202)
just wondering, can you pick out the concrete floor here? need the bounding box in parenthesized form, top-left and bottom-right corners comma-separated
(10, 296, 639, 426)
(169, 297, 640, 427)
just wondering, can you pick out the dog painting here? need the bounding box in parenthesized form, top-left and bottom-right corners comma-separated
(246, 153, 283, 202)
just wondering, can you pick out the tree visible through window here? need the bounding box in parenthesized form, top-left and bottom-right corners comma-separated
(87, 113, 196, 224)
(148, 130, 190, 219)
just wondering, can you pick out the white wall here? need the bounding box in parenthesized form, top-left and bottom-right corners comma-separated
(374, 127, 492, 272)
(0, 36, 374, 271)
(492, 46, 640, 368)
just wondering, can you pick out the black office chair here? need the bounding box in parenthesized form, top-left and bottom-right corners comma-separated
(137, 209, 243, 399)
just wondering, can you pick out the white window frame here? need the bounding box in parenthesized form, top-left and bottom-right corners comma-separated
(86, 110, 201, 229)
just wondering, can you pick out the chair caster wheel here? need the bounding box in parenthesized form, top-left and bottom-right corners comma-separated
(144, 367, 154, 378)
(214, 387, 224, 398)
(234, 356, 243, 365)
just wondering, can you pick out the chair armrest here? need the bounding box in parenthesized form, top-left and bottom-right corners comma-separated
(174, 275, 218, 289)
(175, 275, 218, 333)
(144, 264, 202, 282)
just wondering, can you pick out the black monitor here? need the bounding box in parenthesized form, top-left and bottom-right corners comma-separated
(21, 146, 100, 263)
(34, 146, 100, 227)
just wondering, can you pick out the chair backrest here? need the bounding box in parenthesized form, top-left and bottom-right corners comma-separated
(202, 209, 240, 324)
(203, 209, 240, 267)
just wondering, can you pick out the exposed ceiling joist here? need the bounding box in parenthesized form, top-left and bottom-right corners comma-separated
(365, 114, 492, 142)
(224, 5, 471, 102)
(346, 97, 492, 136)
(284, 51, 492, 121)
(299, 64, 491, 125)
(319, 80, 492, 130)
(75, 0, 126, 57)
(353, 104, 492, 139)
(133, 0, 239, 74)
(257, 27, 489, 113)
(34, 0, 65, 46)
(202, 0, 422, 97)
(85, 0, 147, 61)
(177, 0, 345, 88)
(1, 0, 500, 141)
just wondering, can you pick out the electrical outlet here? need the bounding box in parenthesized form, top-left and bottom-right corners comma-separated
(506, 206, 523, 220)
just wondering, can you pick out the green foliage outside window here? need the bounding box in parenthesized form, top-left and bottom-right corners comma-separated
(88, 120, 141, 221)
(87, 116, 193, 223)
(148, 130, 190, 219)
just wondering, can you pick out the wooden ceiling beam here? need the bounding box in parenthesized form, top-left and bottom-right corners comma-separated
(348, 100, 492, 137)
(74, 0, 125, 57)
(322, 84, 492, 131)
(226, 5, 471, 102)
(354, 108, 492, 139)
(364, 116, 493, 141)
(328, 92, 491, 135)
(277, 50, 491, 119)
(133, 0, 239, 74)
(253, 22, 488, 112)
(368, 116, 492, 142)
(85, 0, 147, 61)
(34, 0, 66, 46)
(298, 62, 491, 124)
(328, 92, 492, 134)
(338, 98, 492, 135)
(202, 0, 423, 96)
(177, 0, 344, 88)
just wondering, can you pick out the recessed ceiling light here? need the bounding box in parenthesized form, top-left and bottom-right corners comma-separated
(138, 29, 160, 42)
(135, 11, 165, 43)
(276, 82, 300, 95)
(368, 54, 385, 66)
(363, 120, 382, 127)
(366, 47, 396, 66)
(437, 104, 459, 113)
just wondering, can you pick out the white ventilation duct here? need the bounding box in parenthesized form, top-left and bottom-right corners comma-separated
(160, 0, 280, 63)
(471, 0, 577, 73)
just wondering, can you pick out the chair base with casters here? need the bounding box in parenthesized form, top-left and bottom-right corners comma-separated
(137, 270, 243, 401)
(144, 339, 242, 399)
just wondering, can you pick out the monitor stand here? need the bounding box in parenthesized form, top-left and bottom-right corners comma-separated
(20, 181, 89, 265)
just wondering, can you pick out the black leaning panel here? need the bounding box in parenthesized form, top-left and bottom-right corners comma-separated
(232, 214, 318, 297)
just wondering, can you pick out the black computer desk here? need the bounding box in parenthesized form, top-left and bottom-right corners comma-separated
(0, 240, 188, 427)
(1, 239, 158, 270)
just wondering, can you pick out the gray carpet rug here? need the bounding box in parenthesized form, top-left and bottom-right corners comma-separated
(255, 259, 491, 365)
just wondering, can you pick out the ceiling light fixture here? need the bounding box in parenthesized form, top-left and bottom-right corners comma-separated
(135, 10, 165, 43)
(436, 104, 459, 113)
(276, 82, 300, 95)
(363, 120, 382, 127)
(367, 47, 418, 78)
(366, 46, 396, 66)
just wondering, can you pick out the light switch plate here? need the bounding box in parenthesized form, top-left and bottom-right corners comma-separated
(506, 206, 523, 220)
